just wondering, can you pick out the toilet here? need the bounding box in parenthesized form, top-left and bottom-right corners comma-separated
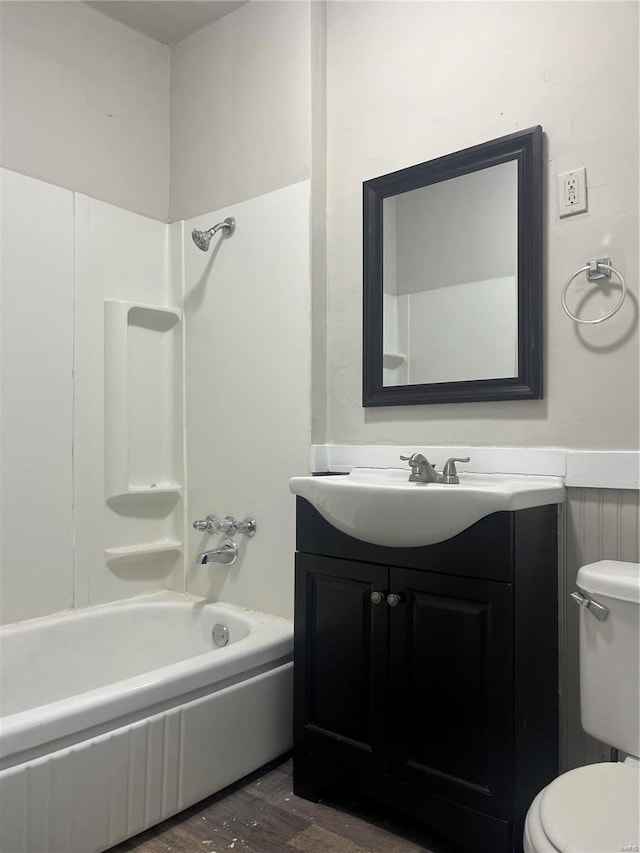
(524, 560, 640, 853)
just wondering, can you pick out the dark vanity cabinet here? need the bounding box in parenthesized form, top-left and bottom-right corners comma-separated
(293, 497, 559, 853)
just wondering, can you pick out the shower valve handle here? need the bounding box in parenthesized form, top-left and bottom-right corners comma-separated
(193, 515, 224, 534)
(223, 516, 257, 537)
(192, 514, 257, 538)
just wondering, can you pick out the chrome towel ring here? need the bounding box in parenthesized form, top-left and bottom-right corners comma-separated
(561, 257, 626, 324)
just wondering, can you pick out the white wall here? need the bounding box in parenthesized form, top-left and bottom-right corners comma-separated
(0, 169, 185, 625)
(171, 1, 314, 619)
(321, 1, 639, 450)
(184, 181, 311, 618)
(170, 1, 312, 222)
(0, 170, 75, 625)
(310, 0, 329, 447)
(0, 1, 170, 222)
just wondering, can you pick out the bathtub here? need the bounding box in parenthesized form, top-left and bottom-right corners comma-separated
(0, 592, 293, 853)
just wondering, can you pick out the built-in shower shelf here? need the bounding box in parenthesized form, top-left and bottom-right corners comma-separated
(383, 352, 406, 369)
(105, 539, 182, 562)
(111, 302, 182, 322)
(109, 482, 183, 499)
(104, 299, 182, 501)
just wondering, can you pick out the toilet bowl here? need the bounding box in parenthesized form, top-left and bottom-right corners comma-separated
(523, 758, 639, 853)
(524, 560, 640, 853)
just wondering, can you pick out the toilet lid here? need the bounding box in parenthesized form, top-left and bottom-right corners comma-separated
(540, 763, 639, 853)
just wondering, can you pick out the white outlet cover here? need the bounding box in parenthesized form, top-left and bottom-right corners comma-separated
(558, 167, 587, 217)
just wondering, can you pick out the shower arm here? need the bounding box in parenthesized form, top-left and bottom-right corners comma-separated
(207, 222, 227, 236)
(207, 218, 234, 237)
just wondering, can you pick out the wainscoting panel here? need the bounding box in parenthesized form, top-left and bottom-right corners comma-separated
(562, 487, 640, 771)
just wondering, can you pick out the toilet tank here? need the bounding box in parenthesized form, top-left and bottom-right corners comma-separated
(577, 560, 640, 756)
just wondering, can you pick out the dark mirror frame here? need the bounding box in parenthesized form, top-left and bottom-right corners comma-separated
(363, 126, 543, 407)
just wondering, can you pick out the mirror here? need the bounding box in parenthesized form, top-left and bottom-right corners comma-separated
(363, 126, 542, 406)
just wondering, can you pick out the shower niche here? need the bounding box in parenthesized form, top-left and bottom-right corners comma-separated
(103, 299, 183, 563)
(105, 299, 182, 500)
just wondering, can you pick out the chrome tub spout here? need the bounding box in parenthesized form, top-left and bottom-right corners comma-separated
(197, 539, 238, 566)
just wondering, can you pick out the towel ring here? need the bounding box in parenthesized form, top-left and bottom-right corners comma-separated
(561, 259, 626, 324)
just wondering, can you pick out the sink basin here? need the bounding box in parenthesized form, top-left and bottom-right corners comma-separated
(289, 467, 565, 548)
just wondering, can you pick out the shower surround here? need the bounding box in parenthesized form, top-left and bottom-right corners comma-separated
(0, 168, 311, 626)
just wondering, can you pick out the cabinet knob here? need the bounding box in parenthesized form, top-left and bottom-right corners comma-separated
(370, 591, 385, 605)
(387, 592, 404, 607)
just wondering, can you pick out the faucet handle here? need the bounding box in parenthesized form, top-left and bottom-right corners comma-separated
(441, 457, 470, 484)
(442, 456, 470, 473)
(237, 517, 257, 537)
(400, 453, 435, 468)
(400, 452, 430, 465)
(193, 514, 223, 533)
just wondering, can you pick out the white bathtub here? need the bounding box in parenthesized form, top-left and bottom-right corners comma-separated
(0, 592, 293, 853)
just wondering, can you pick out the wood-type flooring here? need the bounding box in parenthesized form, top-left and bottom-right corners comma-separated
(111, 757, 458, 853)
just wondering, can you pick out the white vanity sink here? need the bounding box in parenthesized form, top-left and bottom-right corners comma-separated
(289, 468, 565, 548)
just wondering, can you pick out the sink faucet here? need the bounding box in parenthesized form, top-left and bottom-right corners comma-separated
(196, 538, 238, 565)
(400, 453, 440, 483)
(400, 453, 470, 484)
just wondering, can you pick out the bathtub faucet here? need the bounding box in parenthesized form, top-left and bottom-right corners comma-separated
(197, 538, 238, 566)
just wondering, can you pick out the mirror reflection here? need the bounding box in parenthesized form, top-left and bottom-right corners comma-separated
(382, 160, 518, 387)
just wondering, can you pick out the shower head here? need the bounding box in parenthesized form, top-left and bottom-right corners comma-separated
(191, 217, 236, 252)
(192, 229, 213, 252)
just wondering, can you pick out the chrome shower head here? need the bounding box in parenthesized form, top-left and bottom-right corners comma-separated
(192, 229, 212, 252)
(191, 217, 236, 251)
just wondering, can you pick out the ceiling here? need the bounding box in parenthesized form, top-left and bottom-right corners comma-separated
(84, 1, 248, 46)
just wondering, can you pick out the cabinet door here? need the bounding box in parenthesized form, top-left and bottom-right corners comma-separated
(294, 554, 388, 769)
(388, 568, 513, 817)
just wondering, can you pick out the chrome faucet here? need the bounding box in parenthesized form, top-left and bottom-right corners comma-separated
(400, 453, 440, 483)
(196, 538, 238, 566)
(400, 453, 470, 484)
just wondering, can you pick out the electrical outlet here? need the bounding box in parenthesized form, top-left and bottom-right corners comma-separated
(558, 167, 587, 217)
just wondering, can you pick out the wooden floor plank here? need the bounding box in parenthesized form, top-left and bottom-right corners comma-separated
(288, 824, 370, 853)
(242, 759, 432, 852)
(110, 758, 457, 853)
